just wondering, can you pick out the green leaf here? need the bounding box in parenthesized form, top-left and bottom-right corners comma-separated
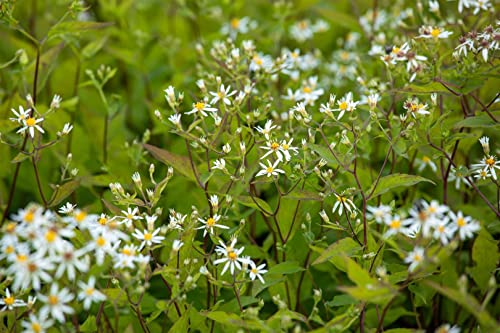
(82, 36, 109, 59)
(346, 257, 376, 286)
(267, 261, 305, 275)
(311, 238, 361, 269)
(401, 82, 450, 94)
(338, 285, 396, 305)
(11, 152, 29, 163)
(143, 144, 196, 182)
(467, 229, 500, 292)
(308, 143, 338, 167)
(203, 311, 269, 331)
(326, 294, 356, 307)
(423, 280, 498, 330)
(48, 180, 80, 207)
(80, 315, 97, 332)
(284, 189, 322, 201)
(315, 7, 361, 32)
(235, 195, 272, 215)
(48, 21, 113, 39)
(168, 306, 190, 333)
(384, 329, 424, 333)
(453, 113, 500, 129)
(367, 173, 435, 198)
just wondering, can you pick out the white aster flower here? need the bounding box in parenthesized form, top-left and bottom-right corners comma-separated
(214, 238, 249, 275)
(77, 276, 106, 310)
(0, 288, 26, 311)
(248, 260, 267, 283)
(196, 214, 229, 237)
(38, 284, 74, 323)
(132, 227, 165, 250)
(256, 159, 285, 178)
(16, 116, 45, 138)
(404, 246, 425, 272)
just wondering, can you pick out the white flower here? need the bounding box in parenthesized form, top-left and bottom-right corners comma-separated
(168, 113, 182, 127)
(435, 323, 461, 333)
(249, 53, 274, 72)
(367, 205, 391, 223)
(21, 313, 54, 333)
(478, 136, 490, 155)
(416, 155, 437, 172)
(186, 100, 218, 117)
(332, 194, 356, 216)
(471, 0, 491, 15)
(457, 0, 471, 13)
(58, 123, 73, 136)
(417, 26, 453, 40)
(404, 247, 425, 272)
(471, 155, 500, 180)
(448, 165, 472, 189)
(119, 207, 143, 227)
(221, 17, 256, 38)
(77, 276, 106, 310)
(433, 219, 456, 245)
(248, 260, 267, 283)
(213, 158, 227, 171)
(209, 83, 237, 105)
(209, 195, 219, 211)
(428, 0, 439, 12)
(132, 227, 165, 250)
(255, 120, 277, 140)
(279, 138, 299, 161)
(256, 159, 285, 177)
(333, 92, 359, 120)
(260, 140, 284, 161)
(38, 284, 74, 323)
(9, 106, 31, 123)
(172, 239, 184, 252)
(58, 202, 76, 214)
(196, 214, 229, 237)
(449, 211, 479, 240)
(0, 288, 26, 311)
(384, 214, 410, 238)
(214, 239, 249, 275)
(16, 116, 45, 138)
(53, 244, 89, 280)
(51, 94, 62, 109)
(403, 98, 430, 117)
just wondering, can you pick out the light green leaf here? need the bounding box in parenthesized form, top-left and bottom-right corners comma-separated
(284, 189, 322, 201)
(80, 315, 97, 332)
(467, 229, 500, 292)
(11, 152, 30, 164)
(48, 180, 80, 207)
(338, 285, 396, 305)
(267, 261, 305, 275)
(311, 238, 361, 269)
(235, 195, 272, 215)
(401, 82, 450, 94)
(454, 113, 500, 129)
(168, 306, 190, 333)
(48, 21, 113, 39)
(368, 173, 435, 198)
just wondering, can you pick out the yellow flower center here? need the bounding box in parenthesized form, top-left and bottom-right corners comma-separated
(4, 296, 14, 306)
(251, 268, 258, 274)
(422, 156, 430, 163)
(438, 225, 445, 233)
(339, 101, 348, 110)
(271, 142, 279, 150)
(96, 237, 106, 247)
(486, 157, 495, 166)
(230, 18, 240, 29)
(266, 166, 274, 174)
(144, 233, 152, 241)
(430, 28, 441, 38)
(228, 251, 237, 261)
(340, 51, 349, 60)
(32, 323, 42, 333)
(99, 216, 107, 225)
(48, 295, 58, 305)
(418, 211, 427, 221)
(45, 230, 57, 243)
(281, 143, 289, 150)
(24, 211, 35, 223)
(457, 217, 466, 227)
(6, 222, 16, 233)
(392, 47, 400, 54)
(86, 288, 94, 296)
(122, 248, 133, 256)
(291, 52, 299, 59)
(75, 211, 87, 223)
(414, 254, 422, 262)
(298, 21, 308, 29)
(16, 254, 27, 262)
(253, 56, 263, 65)
(195, 102, 205, 111)
(26, 117, 36, 127)
(5, 245, 14, 254)
(390, 219, 401, 229)
(206, 217, 215, 227)
(337, 196, 347, 203)
(303, 86, 312, 94)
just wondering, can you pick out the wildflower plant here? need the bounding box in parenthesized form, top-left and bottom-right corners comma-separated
(0, 0, 499, 332)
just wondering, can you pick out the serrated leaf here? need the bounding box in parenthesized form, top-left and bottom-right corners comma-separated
(143, 144, 196, 182)
(368, 173, 435, 198)
(48, 21, 113, 39)
(48, 180, 80, 207)
(311, 238, 361, 268)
